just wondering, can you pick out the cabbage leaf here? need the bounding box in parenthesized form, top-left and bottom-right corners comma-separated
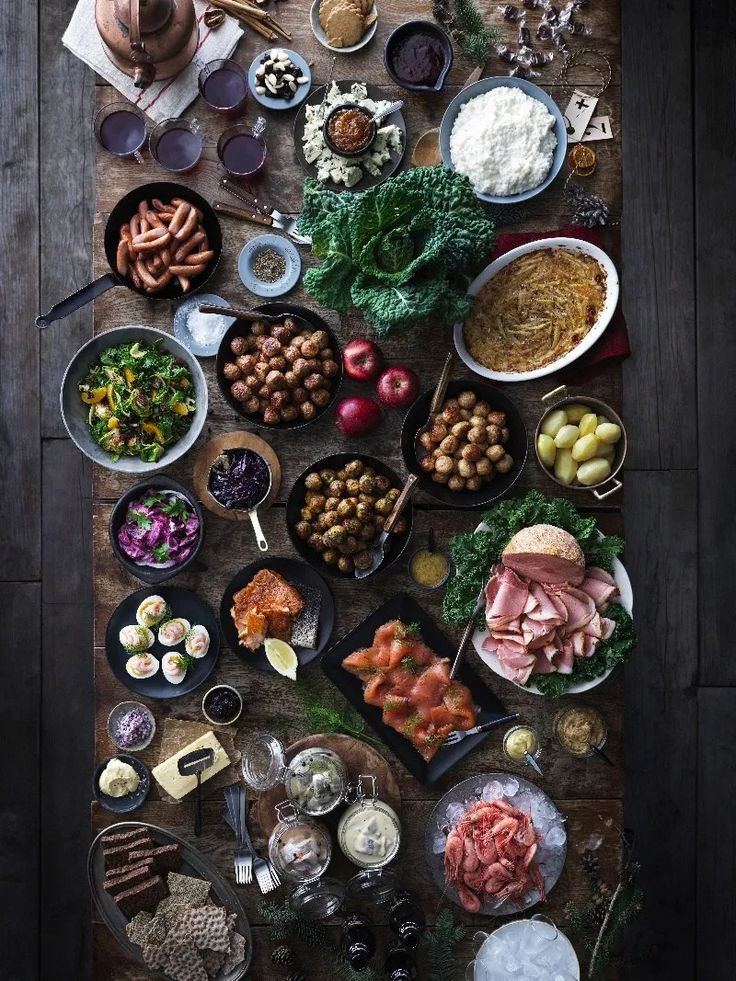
(298, 166, 495, 335)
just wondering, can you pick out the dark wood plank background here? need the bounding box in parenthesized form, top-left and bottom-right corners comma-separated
(0, 0, 728, 978)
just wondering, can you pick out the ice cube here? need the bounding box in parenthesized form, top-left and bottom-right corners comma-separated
(432, 830, 447, 854)
(483, 780, 505, 800)
(445, 802, 467, 825)
(546, 826, 567, 849)
(502, 777, 520, 797)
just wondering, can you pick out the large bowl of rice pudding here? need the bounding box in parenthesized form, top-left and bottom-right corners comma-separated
(439, 76, 567, 204)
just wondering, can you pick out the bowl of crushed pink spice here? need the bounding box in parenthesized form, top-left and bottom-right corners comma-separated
(107, 702, 157, 752)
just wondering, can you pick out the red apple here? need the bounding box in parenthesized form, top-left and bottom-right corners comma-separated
(376, 365, 420, 409)
(335, 396, 382, 438)
(342, 338, 385, 382)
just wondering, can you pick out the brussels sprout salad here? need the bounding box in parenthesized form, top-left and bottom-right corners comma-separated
(78, 340, 195, 463)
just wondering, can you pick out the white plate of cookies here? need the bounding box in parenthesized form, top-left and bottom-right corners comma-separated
(310, 0, 378, 53)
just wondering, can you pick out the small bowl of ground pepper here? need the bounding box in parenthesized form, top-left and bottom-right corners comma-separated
(238, 233, 302, 298)
(323, 102, 377, 158)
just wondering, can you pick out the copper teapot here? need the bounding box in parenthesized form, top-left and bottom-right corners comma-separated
(96, 0, 199, 89)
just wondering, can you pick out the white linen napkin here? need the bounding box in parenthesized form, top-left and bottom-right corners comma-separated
(62, 0, 244, 123)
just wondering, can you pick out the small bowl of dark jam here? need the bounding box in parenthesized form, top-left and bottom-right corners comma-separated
(208, 448, 272, 511)
(323, 103, 377, 158)
(202, 684, 243, 726)
(384, 21, 453, 92)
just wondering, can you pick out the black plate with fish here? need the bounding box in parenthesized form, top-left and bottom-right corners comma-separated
(105, 586, 220, 700)
(220, 558, 335, 673)
(320, 593, 507, 784)
(293, 81, 407, 193)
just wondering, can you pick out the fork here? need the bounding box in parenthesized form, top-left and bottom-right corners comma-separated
(218, 178, 312, 245)
(233, 846, 253, 886)
(223, 785, 280, 893)
(224, 786, 253, 885)
(239, 809, 280, 893)
(442, 713, 521, 748)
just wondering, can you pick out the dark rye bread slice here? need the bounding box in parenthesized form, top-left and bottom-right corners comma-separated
(101, 827, 150, 847)
(103, 833, 153, 871)
(127, 843, 181, 873)
(104, 857, 156, 884)
(114, 875, 168, 918)
(104, 862, 158, 897)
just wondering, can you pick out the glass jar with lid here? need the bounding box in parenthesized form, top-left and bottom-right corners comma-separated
(268, 800, 332, 884)
(241, 731, 348, 816)
(337, 775, 401, 869)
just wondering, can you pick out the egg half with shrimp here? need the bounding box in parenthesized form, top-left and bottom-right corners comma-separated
(158, 618, 191, 647)
(136, 594, 170, 629)
(119, 624, 154, 653)
(185, 625, 210, 659)
(125, 651, 160, 679)
(161, 652, 189, 685)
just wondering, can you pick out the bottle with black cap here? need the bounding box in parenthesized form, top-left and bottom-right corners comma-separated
(388, 889, 425, 948)
(342, 911, 376, 970)
(384, 943, 417, 980)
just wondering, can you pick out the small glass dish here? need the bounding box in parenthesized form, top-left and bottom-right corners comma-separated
(502, 724, 542, 768)
(107, 701, 156, 752)
(269, 802, 332, 884)
(407, 546, 451, 590)
(201, 684, 243, 726)
(553, 705, 608, 758)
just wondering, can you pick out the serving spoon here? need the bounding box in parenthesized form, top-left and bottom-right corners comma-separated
(198, 301, 286, 324)
(414, 351, 454, 462)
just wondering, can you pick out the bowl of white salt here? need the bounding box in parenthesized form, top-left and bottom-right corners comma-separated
(439, 76, 567, 205)
(174, 292, 236, 357)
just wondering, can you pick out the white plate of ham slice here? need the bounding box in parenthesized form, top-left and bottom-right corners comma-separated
(472, 523, 633, 694)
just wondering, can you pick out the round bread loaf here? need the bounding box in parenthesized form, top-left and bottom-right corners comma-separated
(502, 523, 585, 585)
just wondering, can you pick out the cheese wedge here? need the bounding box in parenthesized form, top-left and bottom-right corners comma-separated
(151, 731, 230, 800)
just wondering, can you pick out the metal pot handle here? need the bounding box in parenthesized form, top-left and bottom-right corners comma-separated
(592, 477, 623, 500)
(542, 384, 568, 403)
(36, 273, 118, 328)
(129, 0, 155, 88)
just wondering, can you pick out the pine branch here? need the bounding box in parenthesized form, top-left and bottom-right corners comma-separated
(453, 0, 500, 66)
(421, 908, 467, 981)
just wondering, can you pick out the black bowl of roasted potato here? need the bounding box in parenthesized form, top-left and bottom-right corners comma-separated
(286, 453, 414, 578)
(216, 301, 343, 431)
(400, 379, 527, 508)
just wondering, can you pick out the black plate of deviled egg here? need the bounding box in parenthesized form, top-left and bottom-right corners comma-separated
(105, 586, 220, 700)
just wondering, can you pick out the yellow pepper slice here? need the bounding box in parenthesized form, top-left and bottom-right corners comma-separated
(142, 421, 165, 445)
(123, 367, 136, 385)
(107, 417, 119, 429)
(80, 386, 107, 405)
(178, 378, 191, 390)
(105, 384, 116, 412)
(171, 402, 189, 416)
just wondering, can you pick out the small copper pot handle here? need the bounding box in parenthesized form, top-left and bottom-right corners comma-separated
(129, 0, 155, 88)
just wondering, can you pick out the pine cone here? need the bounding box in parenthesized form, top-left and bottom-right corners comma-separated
(271, 944, 294, 968)
(286, 975, 305, 981)
(582, 852, 600, 877)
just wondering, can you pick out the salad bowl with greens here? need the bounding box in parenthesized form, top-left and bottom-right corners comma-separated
(61, 326, 207, 473)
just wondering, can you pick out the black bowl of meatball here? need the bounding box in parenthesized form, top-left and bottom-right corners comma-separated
(400, 379, 527, 509)
(286, 453, 414, 578)
(216, 302, 343, 430)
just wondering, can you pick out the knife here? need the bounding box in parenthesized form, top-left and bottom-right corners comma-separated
(449, 578, 489, 680)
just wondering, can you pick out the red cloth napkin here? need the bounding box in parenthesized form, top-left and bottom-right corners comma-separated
(489, 226, 630, 384)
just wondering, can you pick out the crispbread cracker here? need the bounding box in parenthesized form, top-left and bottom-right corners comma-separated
(319, 0, 360, 28)
(326, 4, 365, 46)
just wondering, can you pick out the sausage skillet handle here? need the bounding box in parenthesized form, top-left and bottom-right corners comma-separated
(383, 473, 419, 535)
(213, 201, 273, 228)
(35, 273, 118, 329)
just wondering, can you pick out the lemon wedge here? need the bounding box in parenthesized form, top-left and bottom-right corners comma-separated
(264, 638, 298, 680)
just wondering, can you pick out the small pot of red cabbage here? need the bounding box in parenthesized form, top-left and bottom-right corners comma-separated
(116, 488, 201, 570)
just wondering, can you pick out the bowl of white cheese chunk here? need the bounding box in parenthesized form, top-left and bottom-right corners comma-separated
(440, 76, 567, 204)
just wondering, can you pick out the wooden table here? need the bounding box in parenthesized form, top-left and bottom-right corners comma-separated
(91, 2, 624, 977)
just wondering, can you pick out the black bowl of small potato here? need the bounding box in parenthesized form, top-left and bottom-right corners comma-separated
(400, 379, 527, 508)
(216, 301, 343, 431)
(286, 453, 414, 578)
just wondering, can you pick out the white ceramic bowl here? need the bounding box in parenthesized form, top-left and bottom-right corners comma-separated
(472, 523, 633, 695)
(309, 0, 378, 53)
(455, 237, 620, 382)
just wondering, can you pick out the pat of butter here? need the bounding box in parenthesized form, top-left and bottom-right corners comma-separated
(152, 731, 230, 800)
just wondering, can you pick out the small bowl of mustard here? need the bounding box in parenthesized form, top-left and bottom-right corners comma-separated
(408, 545, 451, 589)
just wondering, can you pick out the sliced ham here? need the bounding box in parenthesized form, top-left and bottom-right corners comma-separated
(483, 543, 620, 684)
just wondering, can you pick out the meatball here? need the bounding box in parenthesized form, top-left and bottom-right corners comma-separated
(500, 427, 510, 444)
(465, 475, 483, 491)
(323, 525, 347, 548)
(272, 322, 294, 344)
(301, 338, 320, 358)
(374, 475, 391, 494)
(266, 370, 287, 390)
(474, 401, 491, 417)
(284, 370, 299, 389)
(486, 424, 503, 444)
(486, 444, 505, 462)
(440, 435, 459, 455)
(432, 471, 449, 484)
(451, 421, 472, 439)
(300, 401, 317, 421)
(304, 472, 322, 490)
(429, 421, 448, 442)
(339, 535, 360, 556)
(229, 336, 248, 355)
(283, 345, 300, 364)
(457, 390, 477, 409)
(261, 337, 281, 358)
(236, 354, 256, 374)
(359, 522, 376, 542)
(268, 355, 287, 372)
(419, 456, 435, 474)
(230, 380, 249, 401)
(322, 359, 339, 378)
(461, 443, 484, 463)
(303, 373, 323, 392)
(222, 362, 241, 381)
(311, 388, 331, 408)
(270, 390, 290, 410)
(243, 397, 260, 414)
(254, 362, 269, 383)
(373, 497, 392, 516)
(435, 455, 455, 476)
(467, 426, 487, 444)
(448, 475, 466, 492)
(311, 330, 329, 349)
(495, 453, 514, 474)
(475, 457, 494, 479)
(337, 499, 356, 518)
(320, 347, 334, 361)
(293, 358, 310, 379)
(262, 407, 280, 425)
(441, 400, 461, 425)
(250, 320, 268, 336)
(458, 459, 477, 478)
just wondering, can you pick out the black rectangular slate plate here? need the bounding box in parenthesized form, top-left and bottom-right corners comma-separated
(320, 593, 507, 784)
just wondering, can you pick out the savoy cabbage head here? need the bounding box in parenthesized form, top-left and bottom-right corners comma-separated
(298, 166, 495, 336)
